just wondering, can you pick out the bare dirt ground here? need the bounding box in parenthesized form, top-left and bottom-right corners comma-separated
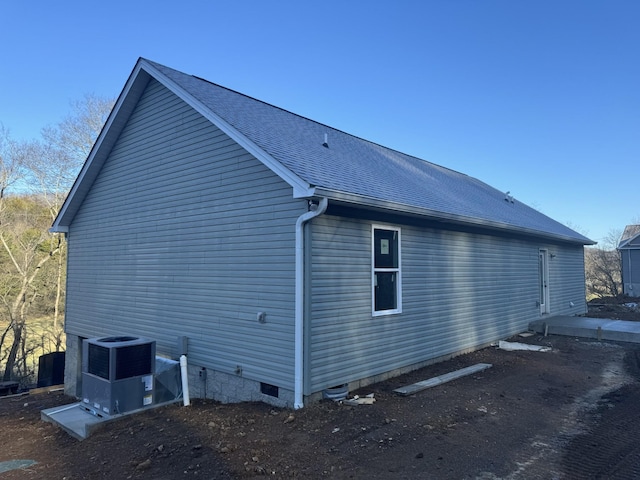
(586, 295, 640, 322)
(2, 299, 640, 479)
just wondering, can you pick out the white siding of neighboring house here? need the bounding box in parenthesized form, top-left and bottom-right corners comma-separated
(65, 79, 305, 390)
(307, 214, 587, 393)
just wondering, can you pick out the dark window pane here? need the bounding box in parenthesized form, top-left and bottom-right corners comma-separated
(374, 229, 398, 268)
(374, 272, 397, 311)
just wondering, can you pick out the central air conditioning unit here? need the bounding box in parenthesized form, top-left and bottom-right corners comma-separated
(81, 336, 156, 416)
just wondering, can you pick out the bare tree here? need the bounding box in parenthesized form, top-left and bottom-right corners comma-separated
(0, 127, 26, 377)
(39, 93, 114, 192)
(26, 94, 114, 330)
(0, 194, 61, 381)
(585, 229, 623, 299)
(0, 138, 63, 383)
(0, 95, 114, 383)
(0, 125, 25, 205)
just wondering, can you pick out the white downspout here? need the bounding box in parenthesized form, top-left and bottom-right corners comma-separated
(629, 249, 634, 295)
(294, 197, 328, 409)
(180, 354, 190, 406)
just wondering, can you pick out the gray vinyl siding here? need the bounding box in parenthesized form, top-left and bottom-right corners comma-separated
(65, 79, 304, 389)
(308, 215, 587, 392)
(546, 243, 587, 314)
(621, 248, 640, 296)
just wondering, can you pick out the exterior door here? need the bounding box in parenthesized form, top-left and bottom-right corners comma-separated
(539, 249, 550, 314)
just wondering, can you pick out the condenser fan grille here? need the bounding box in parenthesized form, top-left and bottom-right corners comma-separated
(86, 339, 154, 380)
(115, 343, 154, 380)
(87, 343, 110, 379)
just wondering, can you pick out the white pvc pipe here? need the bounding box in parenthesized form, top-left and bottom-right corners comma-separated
(180, 354, 190, 406)
(294, 198, 328, 409)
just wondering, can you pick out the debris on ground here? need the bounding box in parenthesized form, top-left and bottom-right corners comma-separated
(498, 340, 551, 352)
(2, 332, 640, 479)
(343, 394, 376, 406)
(393, 363, 493, 396)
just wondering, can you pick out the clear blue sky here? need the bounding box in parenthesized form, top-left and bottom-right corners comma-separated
(2, 1, 638, 245)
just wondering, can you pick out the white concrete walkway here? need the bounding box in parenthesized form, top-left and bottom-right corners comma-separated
(529, 316, 640, 344)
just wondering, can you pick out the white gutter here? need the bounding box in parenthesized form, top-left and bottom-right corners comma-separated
(294, 197, 328, 409)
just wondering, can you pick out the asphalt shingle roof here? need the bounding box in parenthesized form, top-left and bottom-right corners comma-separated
(52, 58, 593, 245)
(619, 225, 640, 248)
(146, 60, 591, 245)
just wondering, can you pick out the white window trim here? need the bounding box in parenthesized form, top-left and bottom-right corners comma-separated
(372, 224, 402, 316)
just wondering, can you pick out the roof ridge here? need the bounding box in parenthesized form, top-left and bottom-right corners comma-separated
(136, 58, 592, 245)
(144, 58, 472, 179)
(186, 72, 469, 179)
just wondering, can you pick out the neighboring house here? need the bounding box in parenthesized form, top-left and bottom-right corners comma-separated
(52, 58, 594, 408)
(618, 225, 640, 297)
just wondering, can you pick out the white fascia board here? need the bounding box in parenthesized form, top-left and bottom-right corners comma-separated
(293, 185, 317, 198)
(51, 60, 151, 231)
(619, 240, 640, 250)
(139, 61, 314, 199)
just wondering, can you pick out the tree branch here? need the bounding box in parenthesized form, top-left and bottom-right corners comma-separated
(0, 232, 24, 276)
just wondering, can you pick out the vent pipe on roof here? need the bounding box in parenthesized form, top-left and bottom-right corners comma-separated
(322, 133, 329, 148)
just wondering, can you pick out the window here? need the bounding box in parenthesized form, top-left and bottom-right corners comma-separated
(372, 226, 401, 315)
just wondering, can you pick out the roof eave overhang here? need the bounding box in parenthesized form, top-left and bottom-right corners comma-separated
(618, 233, 640, 250)
(312, 188, 596, 246)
